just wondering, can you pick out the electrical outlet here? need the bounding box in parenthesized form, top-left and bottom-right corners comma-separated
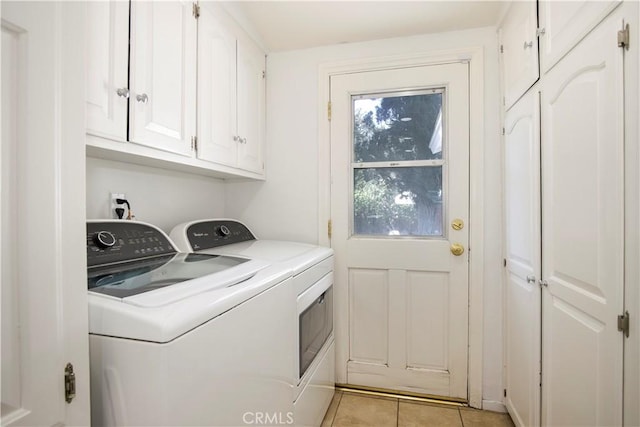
(110, 193, 125, 219)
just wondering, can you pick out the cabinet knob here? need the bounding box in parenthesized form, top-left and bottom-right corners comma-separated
(136, 93, 149, 104)
(116, 88, 129, 98)
(526, 275, 536, 284)
(523, 41, 534, 49)
(233, 135, 240, 142)
(241, 137, 247, 144)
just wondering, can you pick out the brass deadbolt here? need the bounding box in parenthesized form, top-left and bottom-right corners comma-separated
(451, 219, 464, 231)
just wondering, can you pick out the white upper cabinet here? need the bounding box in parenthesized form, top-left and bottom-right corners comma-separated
(197, 6, 238, 167)
(499, 1, 539, 110)
(197, 4, 265, 175)
(85, 1, 129, 141)
(236, 35, 265, 174)
(129, 0, 196, 157)
(85, 1, 266, 180)
(538, 0, 621, 73)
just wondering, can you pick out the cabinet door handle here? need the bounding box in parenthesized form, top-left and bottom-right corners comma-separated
(136, 93, 149, 104)
(523, 41, 534, 49)
(116, 88, 129, 99)
(526, 275, 536, 284)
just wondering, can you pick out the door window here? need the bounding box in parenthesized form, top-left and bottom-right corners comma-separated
(351, 89, 445, 237)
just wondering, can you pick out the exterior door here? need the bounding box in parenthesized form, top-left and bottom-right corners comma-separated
(504, 89, 541, 427)
(540, 10, 624, 426)
(1, 2, 90, 425)
(330, 62, 470, 399)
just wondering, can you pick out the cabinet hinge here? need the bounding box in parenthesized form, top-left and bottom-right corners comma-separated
(262, 70, 266, 79)
(502, 127, 505, 136)
(536, 27, 546, 37)
(327, 219, 332, 239)
(500, 44, 504, 54)
(618, 311, 630, 337)
(503, 388, 507, 398)
(191, 136, 198, 152)
(618, 23, 629, 50)
(503, 258, 507, 267)
(64, 363, 76, 404)
(192, 3, 200, 19)
(327, 102, 332, 121)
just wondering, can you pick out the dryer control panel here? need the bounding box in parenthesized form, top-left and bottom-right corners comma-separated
(87, 221, 176, 267)
(186, 220, 256, 251)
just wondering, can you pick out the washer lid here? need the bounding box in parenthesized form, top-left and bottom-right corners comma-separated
(88, 253, 270, 308)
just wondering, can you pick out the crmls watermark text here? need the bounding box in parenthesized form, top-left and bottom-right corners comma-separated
(243, 412, 294, 425)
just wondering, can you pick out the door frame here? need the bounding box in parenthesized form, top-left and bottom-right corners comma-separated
(317, 47, 485, 408)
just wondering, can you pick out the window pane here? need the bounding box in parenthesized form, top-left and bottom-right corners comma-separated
(353, 167, 443, 236)
(353, 92, 443, 163)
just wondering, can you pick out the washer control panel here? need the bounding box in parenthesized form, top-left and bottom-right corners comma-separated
(186, 220, 256, 251)
(87, 222, 176, 267)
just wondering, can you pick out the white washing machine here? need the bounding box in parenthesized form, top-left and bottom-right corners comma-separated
(170, 219, 335, 427)
(87, 220, 296, 426)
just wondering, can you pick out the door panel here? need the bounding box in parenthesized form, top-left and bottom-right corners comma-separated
(197, 4, 237, 166)
(501, 1, 539, 109)
(1, 2, 89, 425)
(85, 0, 129, 141)
(541, 11, 624, 426)
(504, 89, 541, 427)
(129, 0, 196, 156)
(237, 35, 265, 173)
(539, 0, 621, 73)
(331, 63, 469, 399)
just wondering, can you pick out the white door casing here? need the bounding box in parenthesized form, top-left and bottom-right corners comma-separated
(503, 89, 541, 427)
(1, 2, 90, 425)
(330, 62, 469, 399)
(85, 0, 129, 142)
(540, 10, 624, 427)
(129, 0, 196, 156)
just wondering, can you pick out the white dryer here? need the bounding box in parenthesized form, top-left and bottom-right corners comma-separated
(87, 220, 295, 426)
(170, 219, 335, 427)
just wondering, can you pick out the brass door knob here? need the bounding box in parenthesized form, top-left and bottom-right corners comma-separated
(450, 243, 465, 256)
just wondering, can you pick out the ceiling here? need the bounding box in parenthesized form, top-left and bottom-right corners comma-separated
(225, 1, 507, 52)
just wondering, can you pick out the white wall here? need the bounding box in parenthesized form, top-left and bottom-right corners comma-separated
(86, 157, 225, 233)
(225, 27, 504, 406)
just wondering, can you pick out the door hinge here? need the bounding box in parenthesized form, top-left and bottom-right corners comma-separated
(327, 219, 332, 239)
(618, 23, 629, 50)
(262, 70, 266, 79)
(502, 127, 505, 136)
(191, 136, 198, 152)
(536, 27, 546, 37)
(192, 2, 200, 19)
(503, 388, 507, 397)
(618, 311, 630, 337)
(503, 258, 507, 267)
(500, 44, 504, 54)
(327, 102, 332, 121)
(64, 363, 76, 403)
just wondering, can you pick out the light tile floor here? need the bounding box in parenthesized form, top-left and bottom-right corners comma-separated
(321, 391, 515, 427)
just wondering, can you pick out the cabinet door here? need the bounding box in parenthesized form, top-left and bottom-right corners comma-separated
(540, 11, 624, 427)
(129, 0, 196, 156)
(539, 0, 621, 73)
(197, 4, 237, 167)
(85, 1, 129, 141)
(504, 89, 541, 427)
(500, 1, 539, 109)
(236, 36, 265, 174)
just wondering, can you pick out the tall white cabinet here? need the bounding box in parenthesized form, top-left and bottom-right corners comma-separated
(501, 1, 637, 426)
(85, 0, 266, 180)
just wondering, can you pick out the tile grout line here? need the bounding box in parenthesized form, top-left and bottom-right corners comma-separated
(329, 392, 343, 427)
(458, 408, 465, 427)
